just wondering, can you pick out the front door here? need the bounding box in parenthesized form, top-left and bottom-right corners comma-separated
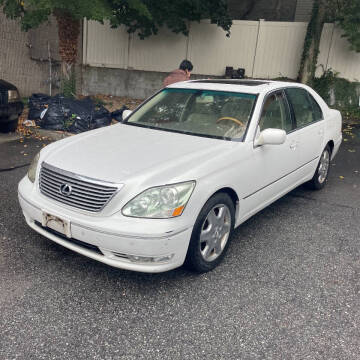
(241, 90, 301, 219)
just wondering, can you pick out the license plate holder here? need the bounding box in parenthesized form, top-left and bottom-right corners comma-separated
(42, 212, 71, 238)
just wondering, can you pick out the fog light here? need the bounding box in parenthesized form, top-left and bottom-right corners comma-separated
(153, 254, 174, 262)
(128, 255, 153, 263)
(128, 253, 175, 263)
(102, 248, 175, 264)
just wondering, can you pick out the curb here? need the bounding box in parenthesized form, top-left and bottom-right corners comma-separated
(0, 132, 21, 144)
(32, 128, 72, 141)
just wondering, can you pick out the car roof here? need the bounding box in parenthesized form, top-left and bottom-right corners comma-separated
(167, 79, 305, 95)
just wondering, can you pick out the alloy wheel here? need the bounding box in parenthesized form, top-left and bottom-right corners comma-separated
(318, 149, 330, 184)
(199, 204, 231, 262)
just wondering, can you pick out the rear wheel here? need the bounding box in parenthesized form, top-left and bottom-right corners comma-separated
(307, 145, 331, 190)
(185, 193, 235, 273)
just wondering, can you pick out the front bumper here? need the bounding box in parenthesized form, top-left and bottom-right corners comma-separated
(18, 176, 193, 273)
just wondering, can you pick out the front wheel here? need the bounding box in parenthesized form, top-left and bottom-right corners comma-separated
(185, 193, 235, 273)
(306, 145, 331, 190)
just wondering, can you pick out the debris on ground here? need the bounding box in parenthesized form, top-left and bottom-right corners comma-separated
(17, 94, 143, 136)
(83, 95, 143, 112)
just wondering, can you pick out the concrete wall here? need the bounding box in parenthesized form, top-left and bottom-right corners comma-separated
(0, 11, 83, 97)
(81, 67, 215, 99)
(0, 11, 58, 97)
(81, 67, 164, 99)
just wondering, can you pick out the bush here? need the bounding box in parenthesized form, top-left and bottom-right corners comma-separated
(312, 69, 360, 122)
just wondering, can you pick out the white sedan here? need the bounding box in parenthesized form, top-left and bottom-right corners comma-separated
(18, 80, 342, 273)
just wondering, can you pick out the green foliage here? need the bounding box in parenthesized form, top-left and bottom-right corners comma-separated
(313, 69, 360, 122)
(312, 68, 338, 103)
(299, 0, 359, 84)
(1, 0, 232, 37)
(0, 0, 113, 31)
(21, 97, 29, 105)
(335, 1, 360, 52)
(60, 69, 76, 98)
(109, 0, 232, 39)
(325, 0, 360, 52)
(298, 0, 323, 83)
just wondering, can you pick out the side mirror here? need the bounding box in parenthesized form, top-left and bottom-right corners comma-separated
(254, 128, 286, 147)
(122, 109, 132, 120)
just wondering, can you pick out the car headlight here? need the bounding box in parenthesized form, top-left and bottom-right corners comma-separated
(27, 152, 40, 183)
(8, 90, 20, 103)
(122, 181, 195, 218)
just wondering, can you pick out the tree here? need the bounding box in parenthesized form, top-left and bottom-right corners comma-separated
(298, 0, 360, 84)
(298, 0, 326, 84)
(1, 0, 232, 95)
(327, 0, 360, 52)
(108, 0, 232, 39)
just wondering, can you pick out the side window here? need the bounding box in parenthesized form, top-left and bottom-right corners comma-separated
(286, 88, 316, 128)
(308, 93, 323, 121)
(259, 91, 292, 133)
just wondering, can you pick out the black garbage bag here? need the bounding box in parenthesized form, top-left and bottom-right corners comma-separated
(66, 97, 95, 133)
(33, 94, 113, 133)
(40, 103, 68, 130)
(28, 107, 45, 121)
(28, 93, 52, 120)
(111, 105, 129, 122)
(90, 106, 112, 130)
(28, 93, 51, 108)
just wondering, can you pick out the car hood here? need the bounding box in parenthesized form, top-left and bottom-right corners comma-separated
(43, 124, 237, 185)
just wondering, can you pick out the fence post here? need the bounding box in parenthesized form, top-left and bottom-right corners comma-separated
(186, 21, 191, 61)
(82, 19, 88, 65)
(126, 32, 131, 70)
(251, 19, 264, 78)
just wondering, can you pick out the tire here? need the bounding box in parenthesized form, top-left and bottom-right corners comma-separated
(185, 193, 235, 273)
(0, 119, 18, 133)
(306, 145, 331, 190)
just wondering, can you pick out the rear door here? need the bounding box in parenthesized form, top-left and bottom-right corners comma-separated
(285, 87, 325, 169)
(241, 90, 302, 217)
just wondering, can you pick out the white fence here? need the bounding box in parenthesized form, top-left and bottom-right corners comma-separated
(317, 23, 360, 81)
(83, 19, 360, 82)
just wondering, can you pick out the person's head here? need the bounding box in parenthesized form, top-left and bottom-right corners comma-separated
(179, 59, 193, 77)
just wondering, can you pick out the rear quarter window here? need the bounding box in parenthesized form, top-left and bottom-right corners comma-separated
(307, 93, 323, 121)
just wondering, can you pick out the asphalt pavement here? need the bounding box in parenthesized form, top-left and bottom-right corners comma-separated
(0, 128, 359, 360)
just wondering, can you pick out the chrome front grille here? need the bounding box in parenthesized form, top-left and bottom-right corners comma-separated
(39, 163, 121, 212)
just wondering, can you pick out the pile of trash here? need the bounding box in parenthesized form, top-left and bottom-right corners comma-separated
(27, 94, 128, 134)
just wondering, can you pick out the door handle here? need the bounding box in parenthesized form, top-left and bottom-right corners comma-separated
(318, 129, 324, 136)
(290, 142, 297, 150)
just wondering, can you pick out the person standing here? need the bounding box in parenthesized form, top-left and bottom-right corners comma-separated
(163, 60, 193, 87)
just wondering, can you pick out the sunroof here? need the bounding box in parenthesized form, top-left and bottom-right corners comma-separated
(191, 79, 269, 86)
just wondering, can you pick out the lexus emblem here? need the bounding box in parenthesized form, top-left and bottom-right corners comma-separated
(59, 184, 72, 197)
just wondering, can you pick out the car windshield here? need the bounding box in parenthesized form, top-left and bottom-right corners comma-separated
(125, 88, 257, 140)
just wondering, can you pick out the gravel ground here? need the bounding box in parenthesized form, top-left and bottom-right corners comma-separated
(0, 127, 359, 360)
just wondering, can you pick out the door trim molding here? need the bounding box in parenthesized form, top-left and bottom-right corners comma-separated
(243, 156, 319, 200)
